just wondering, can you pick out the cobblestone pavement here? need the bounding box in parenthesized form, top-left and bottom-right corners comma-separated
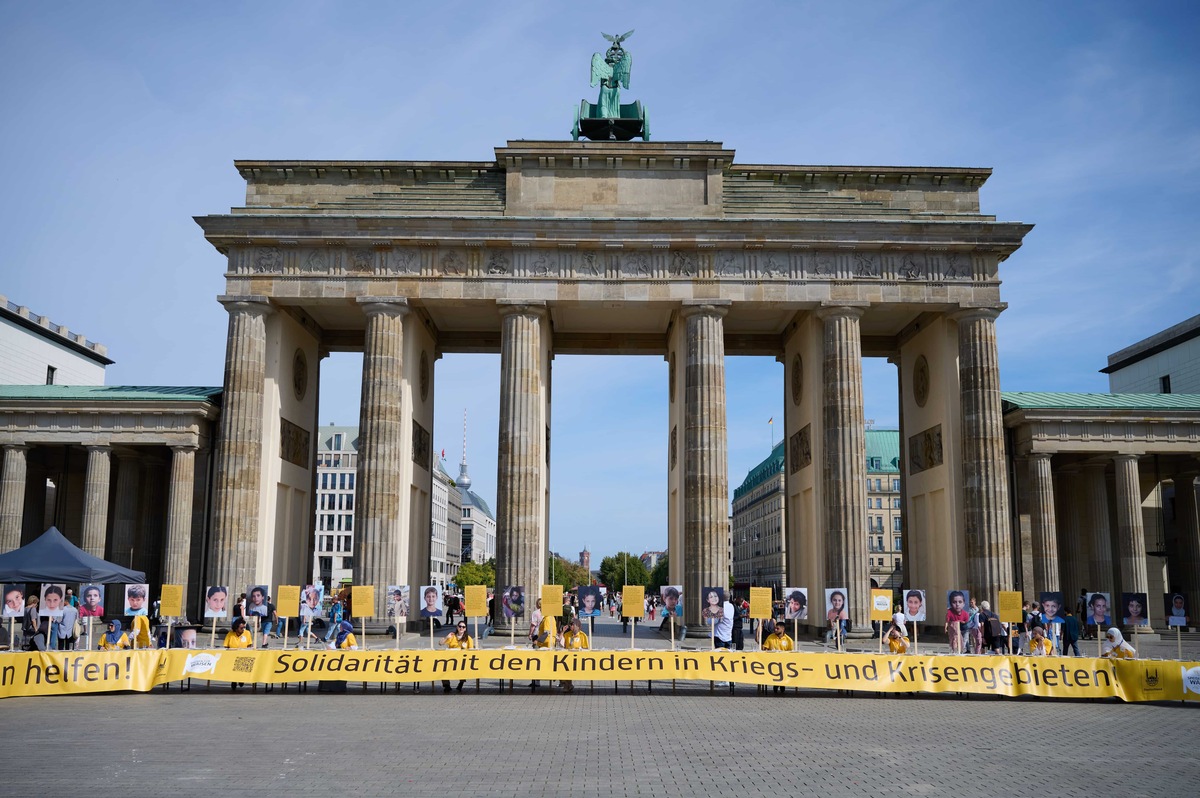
(2, 680, 1198, 797)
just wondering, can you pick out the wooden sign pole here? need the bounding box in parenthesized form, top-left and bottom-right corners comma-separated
(669, 613, 675, 651)
(361, 617, 367, 651)
(210, 617, 217, 649)
(794, 618, 799, 652)
(509, 617, 515, 647)
(1177, 624, 1182, 661)
(429, 618, 434, 650)
(85, 618, 91, 651)
(253, 616, 260, 650)
(166, 620, 173, 650)
(878, 623, 883, 655)
(710, 620, 715, 650)
(1097, 622, 1102, 658)
(630, 617, 635, 651)
(396, 617, 402, 650)
(283, 618, 289, 651)
(913, 623, 919, 656)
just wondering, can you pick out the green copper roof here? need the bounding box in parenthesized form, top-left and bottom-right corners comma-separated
(733, 441, 785, 500)
(0, 385, 222, 402)
(865, 429, 900, 473)
(1001, 392, 1200, 411)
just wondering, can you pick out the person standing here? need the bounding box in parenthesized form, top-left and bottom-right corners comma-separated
(440, 621, 474, 693)
(966, 597, 983, 654)
(761, 622, 794, 693)
(559, 617, 589, 692)
(732, 599, 747, 651)
(261, 596, 279, 642)
(714, 597, 734, 650)
(324, 596, 344, 642)
(531, 604, 557, 692)
(529, 599, 543, 645)
(978, 601, 1007, 654)
(1061, 608, 1081, 657)
(56, 600, 79, 651)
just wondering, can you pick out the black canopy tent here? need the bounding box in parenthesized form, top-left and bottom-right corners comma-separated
(0, 526, 146, 583)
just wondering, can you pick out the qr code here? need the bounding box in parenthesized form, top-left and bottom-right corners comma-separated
(233, 656, 256, 674)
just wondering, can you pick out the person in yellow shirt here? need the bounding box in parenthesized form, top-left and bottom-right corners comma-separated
(441, 621, 474, 693)
(98, 619, 129, 651)
(333, 621, 358, 650)
(559, 617, 589, 692)
(531, 609, 556, 692)
(223, 617, 254, 691)
(129, 613, 152, 649)
(887, 626, 910, 654)
(1101, 627, 1136, 659)
(761, 621, 794, 693)
(1028, 625, 1053, 656)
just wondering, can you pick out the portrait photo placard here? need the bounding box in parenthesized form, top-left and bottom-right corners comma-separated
(245, 585, 270, 617)
(783, 587, 808, 621)
(500, 585, 524, 619)
(385, 585, 407, 620)
(701, 586, 725, 623)
(418, 585, 443, 619)
(39, 583, 67, 617)
(1085, 592, 1112, 627)
(124, 583, 150, 617)
(577, 585, 602, 618)
(1038, 592, 1065, 625)
(825, 588, 849, 624)
(903, 589, 926, 622)
(78, 584, 104, 618)
(1165, 592, 1189, 626)
(203, 585, 230, 619)
(1122, 592, 1149, 626)
(660, 585, 682, 618)
(3, 584, 27, 618)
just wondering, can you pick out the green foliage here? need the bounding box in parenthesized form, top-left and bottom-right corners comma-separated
(598, 552, 650, 593)
(456, 558, 495, 588)
(649, 554, 670, 590)
(547, 555, 591, 591)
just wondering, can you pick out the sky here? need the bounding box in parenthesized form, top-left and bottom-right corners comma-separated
(2, 2, 1198, 565)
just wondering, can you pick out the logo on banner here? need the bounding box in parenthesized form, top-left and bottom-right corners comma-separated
(183, 653, 221, 675)
(1183, 666, 1200, 695)
(1143, 668, 1159, 688)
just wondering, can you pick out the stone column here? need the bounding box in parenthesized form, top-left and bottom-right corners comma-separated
(1114, 454, 1154, 632)
(1028, 453, 1060, 593)
(0, 444, 29, 552)
(681, 302, 729, 634)
(1174, 472, 1200, 626)
(495, 302, 549, 633)
(817, 306, 870, 636)
(81, 445, 112, 558)
(162, 445, 197, 598)
(352, 297, 409, 618)
(1082, 463, 1114, 595)
(954, 307, 1014, 603)
(110, 451, 141, 568)
(209, 296, 272, 594)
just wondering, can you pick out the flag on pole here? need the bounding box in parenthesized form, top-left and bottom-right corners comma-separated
(440, 448, 445, 459)
(768, 417, 773, 425)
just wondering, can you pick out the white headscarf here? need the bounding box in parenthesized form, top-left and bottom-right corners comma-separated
(1102, 627, 1136, 658)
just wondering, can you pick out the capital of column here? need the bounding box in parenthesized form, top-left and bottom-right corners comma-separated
(679, 299, 731, 320)
(217, 295, 274, 317)
(357, 296, 411, 318)
(169, 444, 199, 455)
(85, 444, 111, 454)
(949, 303, 1007, 324)
(1113, 453, 1142, 466)
(2, 444, 29, 454)
(815, 303, 867, 322)
(496, 299, 548, 320)
(1030, 451, 1054, 463)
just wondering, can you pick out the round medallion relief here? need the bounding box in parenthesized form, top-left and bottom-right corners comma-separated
(292, 349, 308, 401)
(790, 354, 803, 406)
(913, 354, 930, 408)
(419, 351, 430, 402)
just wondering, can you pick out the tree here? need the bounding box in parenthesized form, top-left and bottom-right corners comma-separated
(547, 554, 590, 591)
(456, 558, 495, 588)
(649, 554, 670, 590)
(598, 552, 650, 593)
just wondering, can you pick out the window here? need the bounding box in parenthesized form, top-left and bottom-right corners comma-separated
(868, 457, 881, 470)
(893, 498, 901, 509)
(333, 433, 343, 450)
(894, 535, 902, 550)
(320, 473, 329, 490)
(892, 479, 900, 492)
(463, 508, 470, 518)
(344, 515, 352, 531)
(344, 494, 353, 512)
(893, 517, 902, 532)
(874, 479, 882, 491)
(45, 365, 56, 385)
(347, 474, 355, 490)
(1160, 375, 1172, 394)
(339, 473, 347, 491)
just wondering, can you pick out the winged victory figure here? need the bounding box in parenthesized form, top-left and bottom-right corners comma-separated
(572, 29, 649, 141)
(592, 29, 634, 118)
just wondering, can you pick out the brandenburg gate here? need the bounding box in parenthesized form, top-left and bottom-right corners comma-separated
(196, 139, 1031, 633)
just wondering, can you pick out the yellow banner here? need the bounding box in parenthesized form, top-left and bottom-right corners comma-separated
(870, 589, 892, 621)
(749, 587, 773, 620)
(3, 650, 1198, 703)
(351, 586, 374, 618)
(159, 585, 182, 618)
(622, 586, 644, 617)
(464, 585, 487, 618)
(542, 585, 563, 615)
(998, 591, 1023, 623)
(276, 585, 300, 614)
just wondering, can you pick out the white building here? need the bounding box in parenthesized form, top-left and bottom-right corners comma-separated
(313, 425, 358, 591)
(431, 457, 463, 587)
(0, 296, 111, 385)
(1103, 313, 1200, 394)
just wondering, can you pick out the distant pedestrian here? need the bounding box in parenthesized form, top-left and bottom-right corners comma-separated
(1061, 609, 1081, 656)
(978, 601, 1007, 654)
(57, 601, 79, 651)
(714, 597, 734, 650)
(324, 597, 344, 642)
(967, 597, 983, 654)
